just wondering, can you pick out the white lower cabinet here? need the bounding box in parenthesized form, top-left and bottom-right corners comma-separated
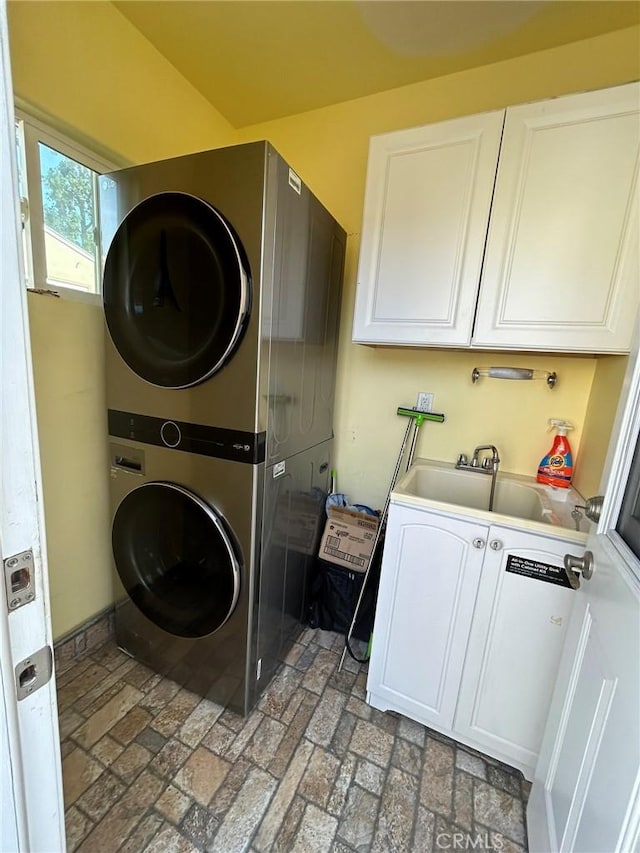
(453, 527, 575, 776)
(367, 502, 581, 780)
(365, 504, 487, 730)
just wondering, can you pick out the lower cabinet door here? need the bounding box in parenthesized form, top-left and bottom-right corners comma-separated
(454, 526, 579, 777)
(367, 503, 487, 730)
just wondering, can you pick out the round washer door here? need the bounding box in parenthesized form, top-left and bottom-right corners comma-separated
(112, 482, 241, 638)
(103, 192, 251, 388)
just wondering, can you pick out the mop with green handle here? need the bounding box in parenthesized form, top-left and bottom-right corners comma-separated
(338, 405, 446, 670)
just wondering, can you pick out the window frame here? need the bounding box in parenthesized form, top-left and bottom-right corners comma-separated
(15, 109, 119, 304)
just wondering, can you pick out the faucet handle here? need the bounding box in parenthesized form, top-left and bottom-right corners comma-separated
(482, 457, 491, 470)
(456, 453, 467, 467)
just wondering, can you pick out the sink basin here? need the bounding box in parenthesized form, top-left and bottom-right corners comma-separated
(395, 460, 549, 524)
(491, 479, 549, 523)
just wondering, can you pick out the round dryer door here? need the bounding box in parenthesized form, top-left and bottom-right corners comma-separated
(103, 192, 251, 388)
(112, 482, 241, 638)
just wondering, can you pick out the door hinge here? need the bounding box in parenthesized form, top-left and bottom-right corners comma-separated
(4, 549, 35, 611)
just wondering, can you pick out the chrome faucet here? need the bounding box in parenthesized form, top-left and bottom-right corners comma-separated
(472, 444, 500, 471)
(455, 445, 501, 511)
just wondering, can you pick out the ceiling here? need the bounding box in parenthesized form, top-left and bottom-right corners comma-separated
(114, 1, 640, 128)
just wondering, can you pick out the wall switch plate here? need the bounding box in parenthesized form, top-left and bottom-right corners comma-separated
(416, 392, 434, 412)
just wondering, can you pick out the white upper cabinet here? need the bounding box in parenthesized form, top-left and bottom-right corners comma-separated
(352, 111, 505, 345)
(474, 83, 640, 352)
(353, 83, 640, 353)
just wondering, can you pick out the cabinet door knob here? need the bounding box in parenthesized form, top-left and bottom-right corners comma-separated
(472, 538, 486, 549)
(489, 539, 503, 551)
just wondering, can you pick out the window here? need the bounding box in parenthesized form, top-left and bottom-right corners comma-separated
(15, 111, 118, 300)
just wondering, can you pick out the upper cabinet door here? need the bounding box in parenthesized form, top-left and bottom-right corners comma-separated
(473, 83, 640, 353)
(352, 111, 504, 346)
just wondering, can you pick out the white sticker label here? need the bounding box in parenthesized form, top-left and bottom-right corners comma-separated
(273, 461, 286, 478)
(288, 168, 301, 195)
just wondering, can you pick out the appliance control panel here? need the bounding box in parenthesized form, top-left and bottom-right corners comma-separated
(108, 410, 266, 464)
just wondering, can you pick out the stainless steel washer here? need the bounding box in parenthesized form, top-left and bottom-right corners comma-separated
(109, 432, 331, 715)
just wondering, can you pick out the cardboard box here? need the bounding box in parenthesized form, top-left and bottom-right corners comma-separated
(318, 506, 379, 573)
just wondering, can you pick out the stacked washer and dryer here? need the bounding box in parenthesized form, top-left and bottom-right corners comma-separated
(100, 142, 345, 715)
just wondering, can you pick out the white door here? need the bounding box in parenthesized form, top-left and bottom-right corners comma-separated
(527, 332, 640, 851)
(0, 3, 66, 851)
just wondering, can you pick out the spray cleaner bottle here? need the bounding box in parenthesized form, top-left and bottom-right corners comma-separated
(537, 420, 574, 488)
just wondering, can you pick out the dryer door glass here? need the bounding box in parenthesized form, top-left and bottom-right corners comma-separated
(103, 192, 251, 388)
(112, 482, 241, 638)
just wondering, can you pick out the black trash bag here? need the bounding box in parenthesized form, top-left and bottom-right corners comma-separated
(307, 553, 381, 642)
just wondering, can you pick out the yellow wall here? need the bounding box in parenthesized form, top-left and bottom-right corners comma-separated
(26, 296, 113, 638)
(7, 3, 640, 636)
(573, 355, 629, 498)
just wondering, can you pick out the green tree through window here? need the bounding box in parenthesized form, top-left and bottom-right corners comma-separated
(41, 155, 94, 253)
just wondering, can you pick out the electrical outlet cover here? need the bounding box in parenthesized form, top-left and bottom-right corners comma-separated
(416, 392, 434, 413)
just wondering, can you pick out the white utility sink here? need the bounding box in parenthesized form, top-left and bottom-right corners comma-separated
(393, 458, 587, 532)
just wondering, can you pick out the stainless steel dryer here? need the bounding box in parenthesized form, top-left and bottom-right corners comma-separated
(100, 141, 346, 465)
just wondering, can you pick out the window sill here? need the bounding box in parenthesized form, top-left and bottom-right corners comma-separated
(27, 286, 102, 308)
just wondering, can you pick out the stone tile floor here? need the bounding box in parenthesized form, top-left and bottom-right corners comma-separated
(57, 627, 530, 852)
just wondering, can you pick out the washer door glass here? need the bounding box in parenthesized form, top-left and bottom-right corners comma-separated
(103, 192, 251, 388)
(112, 482, 241, 638)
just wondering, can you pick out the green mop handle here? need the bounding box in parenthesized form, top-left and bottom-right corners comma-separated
(396, 406, 446, 427)
(397, 406, 446, 469)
